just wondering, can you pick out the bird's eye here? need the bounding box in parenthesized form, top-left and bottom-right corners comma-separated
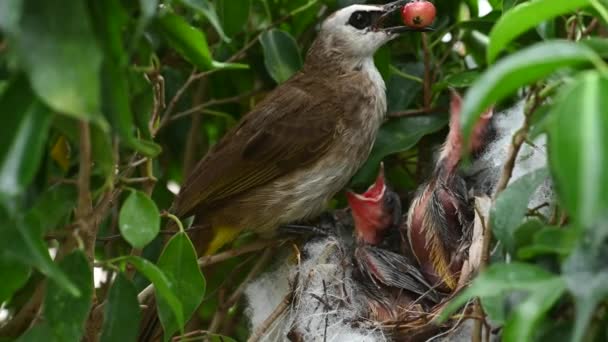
(348, 11, 372, 30)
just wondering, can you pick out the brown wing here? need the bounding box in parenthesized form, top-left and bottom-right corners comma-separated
(172, 76, 343, 217)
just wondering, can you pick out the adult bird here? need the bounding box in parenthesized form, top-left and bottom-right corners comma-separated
(172, 0, 429, 256)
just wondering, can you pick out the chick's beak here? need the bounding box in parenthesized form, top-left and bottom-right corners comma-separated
(373, 0, 434, 34)
(347, 165, 401, 245)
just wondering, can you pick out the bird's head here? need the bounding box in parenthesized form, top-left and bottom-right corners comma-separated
(347, 165, 402, 245)
(315, 1, 428, 61)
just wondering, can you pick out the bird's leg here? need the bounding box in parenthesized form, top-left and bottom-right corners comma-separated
(278, 212, 338, 237)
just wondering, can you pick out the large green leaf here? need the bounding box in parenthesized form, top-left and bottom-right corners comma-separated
(548, 71, 608, 229)
(8, 0, 103, 121)
(439, 262, 557, 320)
(180, 0, 229, 42)
(44, 251, 93, 342)
(119, 190, 161, 249)
(0, 78, 52, 197)
(562, 239, 608, 342)
(259, 29, 302, 84)
(491, 168, 550, 253)
(101, 273, 141, 342)
(517, 226, 579, 259)
(157, 10, 213, 70)
(0, 257, 30, 303)
(15, 323, 53, 342)
(26, 184, 77, 235)
(352, 115, 448, 186)
(127, 256, 184, 331)
(487, 0, 591, 63)
(156, 232, 206, 339)
(460, 41, 601, 145)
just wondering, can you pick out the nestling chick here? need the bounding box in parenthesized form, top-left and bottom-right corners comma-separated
(347, 167, 439, 321)
(405, 91, 493, 291)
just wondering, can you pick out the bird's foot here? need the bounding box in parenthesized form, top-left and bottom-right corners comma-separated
(279, 224, 331, 237)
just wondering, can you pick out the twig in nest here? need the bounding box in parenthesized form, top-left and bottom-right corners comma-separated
(247, 292, 294, 342)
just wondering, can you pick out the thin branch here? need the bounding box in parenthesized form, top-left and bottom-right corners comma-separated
(389, 107, 446, 118)
(247, 292, 293, 342)
(170, 88, 261, 122)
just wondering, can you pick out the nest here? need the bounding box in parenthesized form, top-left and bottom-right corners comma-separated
(245, 197, 492, 342)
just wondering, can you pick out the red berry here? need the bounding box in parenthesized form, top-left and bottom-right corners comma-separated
(401, 1, 436, 28)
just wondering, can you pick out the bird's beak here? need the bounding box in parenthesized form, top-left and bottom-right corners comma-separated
(347, 164, 401, 245)
(373, 0, 434, 34)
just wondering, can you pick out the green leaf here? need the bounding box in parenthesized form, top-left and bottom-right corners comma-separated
(157, 10, 213, 70)
(8, 0, 103, 121)
(460, 41, 600, 144)
(562, 240, 608, 342)
(156, 232, 206, 339)
(44, 251, 93, 342)
(26, 184, 77, 234)
(503, 278, 566, 342)
(0, 78, 52, 197)
(491, 168, 549, 253)
(0, 257, 30, 303)
(259, 29, 302, 83)
(16, 323, 54, 342)
(127, 256, 184, 331)
(548, 72, 608, 229)
(101, 273, 141, 342)
(180, 0, 230, 42)
(517, 226, 579, 259)
(487, 0, 592, 63)
(119, 190, 161, 249)
(439, 262, 557, 321)
(0, 204, 79, 296)
(352, 115, 448, 186)
(216, 0, 250, 37)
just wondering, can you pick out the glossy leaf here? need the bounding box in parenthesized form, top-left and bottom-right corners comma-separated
(0, 78, 52, 197)
(0, 257, 30, 303)
(119, 190, 161, 249)
(157, 10, 213, 70)
(548, 72, 608, 229)
(259, 29, 302, 83)
(44, 251, 93, 342)
(127, 256, 185, 332)
(503, 277, 566, 342)
(352, 115, 447, 186)
(156, 232, 206, 339)
(180, 0, 229, 42)
(439, 262, 557, 320)
(8, 0, 103, 121)
(460, 41, 600, 145)
(487, 0, 591, 63)
(491, 168, 550, 253)
(101, 273, 141, 342)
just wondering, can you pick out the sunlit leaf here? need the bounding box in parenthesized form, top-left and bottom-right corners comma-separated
(259, 29, 302, 83)
(180, 0, 229, 42)
(119, 190, 161, 249)
(460, 41, 600, 145)
(157, 10, 213, 70)
(5, 0, 104, 121)
(548, 71, 608, 229)
(487, 0, 591, 63)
